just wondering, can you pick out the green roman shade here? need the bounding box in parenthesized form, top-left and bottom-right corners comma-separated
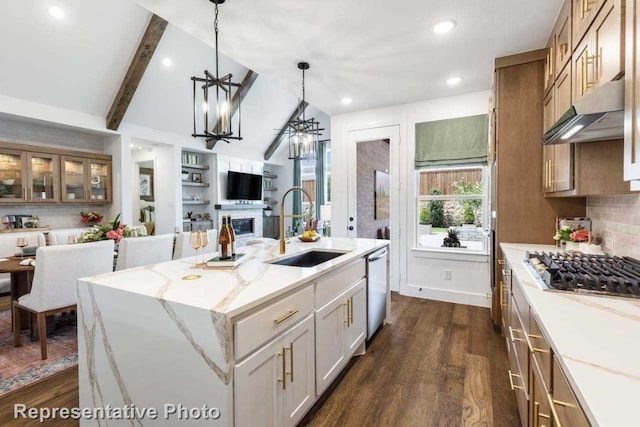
(415, 114, 488, 168)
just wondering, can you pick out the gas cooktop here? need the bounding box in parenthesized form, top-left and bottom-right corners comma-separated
(523, 251, 640, 298)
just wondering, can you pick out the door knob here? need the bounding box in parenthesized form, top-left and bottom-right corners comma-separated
(349, 217, 354, 221)
(348, 226, 354, 231)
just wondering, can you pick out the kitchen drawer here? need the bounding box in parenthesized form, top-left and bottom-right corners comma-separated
(551, 356, 590, 427)
(234, 284, 314, 360)
(508, 340, 529, 427)
(508, 298, 529, 393)
(531, 353, 553, 427)
(511, 275, 529, 334)
(529, 312, 552, 390)
(315, 258, 365, 307)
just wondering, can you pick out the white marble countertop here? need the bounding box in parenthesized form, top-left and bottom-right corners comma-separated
(83, 237, 388, 319)
(501, 243, 640, 427)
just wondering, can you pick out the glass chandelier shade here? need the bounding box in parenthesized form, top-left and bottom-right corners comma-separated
(191, 0, 242, 145)
(287, 62, 323, 160)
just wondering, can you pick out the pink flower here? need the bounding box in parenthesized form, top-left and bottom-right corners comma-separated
(106, 228, 124, 242)
(570, 229, 590, 242)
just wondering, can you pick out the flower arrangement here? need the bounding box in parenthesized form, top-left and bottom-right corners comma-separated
(553, 225, 590, 243)
(80, 211, 103, 224)
(78, 214, 131, 243)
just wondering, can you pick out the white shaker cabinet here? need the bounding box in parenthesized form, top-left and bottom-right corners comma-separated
(234, 314, 315, 427)
(315, 278, 366, 395)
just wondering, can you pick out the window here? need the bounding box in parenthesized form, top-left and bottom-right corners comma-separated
(416, 166, 488, 252)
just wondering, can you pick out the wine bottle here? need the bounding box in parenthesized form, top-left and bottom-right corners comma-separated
(227, 215, 236, 258)
(218, 216, 231, 260)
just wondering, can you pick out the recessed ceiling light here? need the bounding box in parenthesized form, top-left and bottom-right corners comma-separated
(341, 97, 353, 105)
(432, 20, 456, 34)
(162, 57, 172, 67)
(48, 6, 64, 20)
(446, 76, 462, 86)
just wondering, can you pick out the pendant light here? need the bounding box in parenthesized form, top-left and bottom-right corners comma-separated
(191, 0, 242, 146)
(287, 62, 323, 160)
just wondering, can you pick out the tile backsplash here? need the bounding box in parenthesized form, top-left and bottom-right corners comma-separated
(587, 194, 640, 257)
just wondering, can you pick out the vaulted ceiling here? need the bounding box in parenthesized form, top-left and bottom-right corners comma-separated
(0, 0, 562, 158)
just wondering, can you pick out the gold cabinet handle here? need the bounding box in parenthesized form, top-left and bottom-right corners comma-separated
(552, 398, 578, 409)
(498, 259, 505, 265)
(547, 393, 561, 426)
(274, 309, 298, 325)
(528, 333, 551, 353)
(534, 401, 551, 427)
(508, 370, 524, 390)
(500, 281, 508, 308)
(509, 326, 525, 343)
(549, 46, 554, 77)
(278, 348, 286, 390)
(288, 341, 294, 383)
(349, 297, 353, 325)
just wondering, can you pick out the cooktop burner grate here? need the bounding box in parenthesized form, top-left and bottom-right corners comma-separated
(524, 252, 640, 298)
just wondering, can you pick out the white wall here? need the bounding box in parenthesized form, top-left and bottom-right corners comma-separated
(331, 90, 492, 307)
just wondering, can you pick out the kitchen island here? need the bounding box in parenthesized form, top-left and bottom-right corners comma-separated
(501, 243, 640, 427)
(77, 237, 388, 426)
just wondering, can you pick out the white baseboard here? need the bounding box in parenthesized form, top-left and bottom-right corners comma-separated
(403, 284, 491, 308)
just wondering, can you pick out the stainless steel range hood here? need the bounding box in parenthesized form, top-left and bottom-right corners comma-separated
(542, 79, 624, 145)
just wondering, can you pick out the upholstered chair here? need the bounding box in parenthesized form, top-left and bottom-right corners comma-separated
(13, 239, 114, 359)
(47, 228, 91, 245)
(172, 230, 218, 260)
(0, 232, 46, 295)
(115, 234, 174, 271)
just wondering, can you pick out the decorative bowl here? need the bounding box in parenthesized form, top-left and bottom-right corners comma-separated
(298, 235, 321, 243)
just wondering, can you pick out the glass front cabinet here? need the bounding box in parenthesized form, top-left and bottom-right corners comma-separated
(0, 143, 111, 204)
(61, 156, 111, 203)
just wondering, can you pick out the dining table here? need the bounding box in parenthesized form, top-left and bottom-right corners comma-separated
(0, 255, 36, 331)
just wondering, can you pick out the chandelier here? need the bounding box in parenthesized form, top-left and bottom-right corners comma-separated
(287, 62, 323, 160)
(191, 0, 242, 145)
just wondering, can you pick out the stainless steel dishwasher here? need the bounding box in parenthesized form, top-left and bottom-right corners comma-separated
(366, 247, 388, 340)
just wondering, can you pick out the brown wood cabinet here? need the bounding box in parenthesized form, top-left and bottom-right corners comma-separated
(624, 0, 640, 180)
(573, 0, 607, 50)
(550, 357, 590, 426)
(0, 142, 111, 204)
(555, 1, 573, 73)
(492, 51, 586, 328)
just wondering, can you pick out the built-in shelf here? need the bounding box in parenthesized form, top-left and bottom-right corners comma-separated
(263, 187, 278, 191)
(181, 163, 210, 170)
(182, 181, 210, 187)
(214, 203, 268, 210)
(182, 200, 211, 205)
(263, 173, 278, 179)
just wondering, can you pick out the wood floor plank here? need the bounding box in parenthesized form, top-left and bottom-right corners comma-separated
(462, 354, 494, 427)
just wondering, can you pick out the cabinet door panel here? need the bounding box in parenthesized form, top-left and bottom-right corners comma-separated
(0, 149, 27, 203)
(543, 90, 555, 133)
(315, 293, 347, 395)
(282, 315, 315, 427)
(573, 36, 596, 103)
(235, 337, 283, 427)
(27, 153, 59, 202)
(531, 356, 553, 427)
(551, 357, 590, 426)
(61, 156, 88, 202)
(345, 279, 366, 356)
(593, 0, 624, 84)
(554, 0, 572, 71)
(89, 160, 111, 202)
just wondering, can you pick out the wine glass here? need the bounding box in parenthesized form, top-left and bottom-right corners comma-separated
(67, 235, 78, 244)
(190, 231, 202, 269)
(199, 230, 209, 267)
(2, 216, 9, 231)
(16, 237, 27, 258)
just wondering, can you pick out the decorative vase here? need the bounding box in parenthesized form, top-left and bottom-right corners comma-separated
(565, 240, 580, 251)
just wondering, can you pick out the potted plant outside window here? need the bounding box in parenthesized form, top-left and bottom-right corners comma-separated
(418, 204, 432, 235)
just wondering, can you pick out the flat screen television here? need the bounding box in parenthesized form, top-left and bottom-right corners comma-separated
(226, 171, 263, 200)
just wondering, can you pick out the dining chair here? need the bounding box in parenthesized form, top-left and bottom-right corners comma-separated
(115, 234, 174, 271)
(172, 229, 218, 260)
(13, 239, 114, 359)
(47, 228, 91, 245)
(0, 232, 46, 296)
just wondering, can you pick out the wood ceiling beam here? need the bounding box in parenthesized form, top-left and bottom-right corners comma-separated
(106, 14, 168, 131)
(263, 100, 308, 161)
(206, 70, 259, 150)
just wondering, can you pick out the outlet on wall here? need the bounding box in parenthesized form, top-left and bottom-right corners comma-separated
(444, 270, 452, 280)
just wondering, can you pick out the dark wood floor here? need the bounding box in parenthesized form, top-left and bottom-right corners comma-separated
(301, 294, 520, 427)
(0, 294, 519, 426)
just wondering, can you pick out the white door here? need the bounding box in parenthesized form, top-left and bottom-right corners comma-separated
(282, 315, 315, 427)
(345, 279, 367, 355)
(315, 291, 348, 395)
(234, 337, 283, 427)
(346, 126, 400, 292)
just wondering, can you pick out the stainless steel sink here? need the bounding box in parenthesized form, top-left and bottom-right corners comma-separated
(268, 250, 348, 267)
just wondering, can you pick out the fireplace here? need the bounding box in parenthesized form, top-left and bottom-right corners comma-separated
(231, 218, 254, 235)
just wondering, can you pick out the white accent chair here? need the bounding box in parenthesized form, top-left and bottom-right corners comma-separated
(115, 234, 174, 271)
(172, 230, 218, 260)
(0, 232, 46, 295)
(47, 228, 91, 245)
(13, 239, 115, 359)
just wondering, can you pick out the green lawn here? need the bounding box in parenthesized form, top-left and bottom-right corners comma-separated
(432, 227, 448, 234)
